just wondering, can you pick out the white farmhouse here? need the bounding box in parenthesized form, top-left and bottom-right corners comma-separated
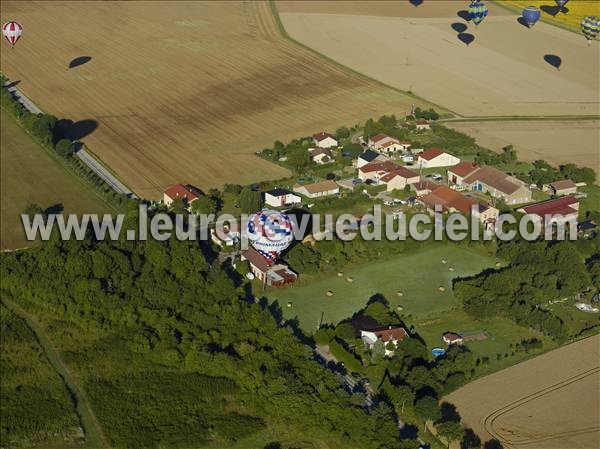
(312, 131, 338, 149)
(417, 148, 460, 169)
(264, 188, 302, 208)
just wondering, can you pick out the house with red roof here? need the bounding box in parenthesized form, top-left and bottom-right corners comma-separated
(312, 131, 338, 149)
(420, 185, 476, 215)
(361, 325, 409, 356)
(368, 133, 411, 154)
(417, 148, 460, 169)
(443, 332, 463, 345)
(358, 160, 419, 191)
(447, 161, 480, 187)
(462, 166, 532, 205)
(241, 247, 297, 287)
(517, 195, 579, 226)
(163, 184, 202, 208)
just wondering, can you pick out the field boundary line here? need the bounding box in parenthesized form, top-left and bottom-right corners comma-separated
(267, 0, 459, 119)
(0, 104, 121, 215)
(1, 298, 112, 449)
(482, 366, 600, 447)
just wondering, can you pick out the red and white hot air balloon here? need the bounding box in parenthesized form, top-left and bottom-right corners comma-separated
(2, 21, 23, 46)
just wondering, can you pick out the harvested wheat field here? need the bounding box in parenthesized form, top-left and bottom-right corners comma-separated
(0, 1, 430, 199)
(448, 120, 600, 174)
(445, 334, 600, 449)
(277, 1, 600, 117)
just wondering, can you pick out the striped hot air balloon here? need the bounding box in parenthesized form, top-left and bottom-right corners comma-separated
(581, 16, 600, 46)
(468, 1, 489, 27)
(522, 6, 541, 28)
(246, 210, 294, 263)
(2, 21, 23, 46)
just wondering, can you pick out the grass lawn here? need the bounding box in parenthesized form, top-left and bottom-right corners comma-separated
(580, 184, 600, 217)
(268, 245, 499, 331)
(0, 109, 113, 249)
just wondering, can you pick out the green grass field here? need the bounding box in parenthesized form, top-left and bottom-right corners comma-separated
(269, 246, 498, 330)
(0, 109, 112, 249)
(268, 245, 555, 372)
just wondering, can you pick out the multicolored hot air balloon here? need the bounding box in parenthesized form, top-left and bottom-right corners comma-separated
(581, 15, 600, 46)
(522, 6, 541, 28)
(2, 21, 22, 46)
(246, 210, 294, 263)
(468, 1, 489, 27)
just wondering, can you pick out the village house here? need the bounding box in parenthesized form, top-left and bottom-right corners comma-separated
(462, 166, 532, 204)
(357, 149, 386, 168)
(358, 160, 420, 191)
(517, 195, 579, 227)
(368, 133, 411, 154)
(312, 131, 338, 149)
(548, 179, 577, 196)
(293, 180, 339, 198)
(417, 148, 460, 169)
(241, 247, 297, 287)
(163, 184, 202, 208)
(420, 185, 476, 215)
(414, 119, 431, 131)
(361, 326, 409, 356)
(264, 188, 302, 208)
(471, 203, 500, 226)
(411, 179, 439, 196)
(447, 161, 480, 188)
(309, 147, 333, 165)
(443, 332, 463, 345)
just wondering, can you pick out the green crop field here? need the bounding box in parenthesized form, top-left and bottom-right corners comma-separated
(0, 108, 112, 250)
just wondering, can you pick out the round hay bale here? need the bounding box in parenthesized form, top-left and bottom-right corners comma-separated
(396, 305, 404, 311)
(337, 272, 344, 277)
(396, 291, 404, 297)
(441, 259, 447, 264)
(346, 277, 354, 283)
(448, 267, 455, 272)
(438, 286, 446, 292)
(287, 302, 293, 308)
(326, 290, 334, 297)
(495, 261, 502, 267)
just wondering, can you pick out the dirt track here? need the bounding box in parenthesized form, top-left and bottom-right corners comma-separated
(445, 334, 600, 449)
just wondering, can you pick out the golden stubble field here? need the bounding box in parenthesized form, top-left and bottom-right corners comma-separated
(445, 334, 600, 449)
(448, 120, 600, 174)
(0, 1, 430, 199)
(277, 0, 600, 117)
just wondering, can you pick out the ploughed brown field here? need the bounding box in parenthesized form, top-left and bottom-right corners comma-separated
(448, 120, 600, 175)
(445, 334, 600, 449)
(0, 1, 430, 199)
(277, 0, 600, 117)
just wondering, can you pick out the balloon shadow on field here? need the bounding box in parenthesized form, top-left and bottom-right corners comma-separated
(544, 54, 562, 70)
(451, 22, 468, 33)
(540, 5, 568, 17)
(68, 56, 92, 69)
(517, 17, 530, 28)
(44, 203, 64, 216)
(458, 33, 475, 46)
(457, 10, 471, 22)
(408, 0, 423, 6)
(56, 118, 99, 141)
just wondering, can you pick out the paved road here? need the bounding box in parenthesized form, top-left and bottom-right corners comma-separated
(4, 82, 137, 200)
(2, 299, 111, 449)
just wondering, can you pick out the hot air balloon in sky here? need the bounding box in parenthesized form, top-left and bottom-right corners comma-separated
(581, 15, 600, 46)
(246, 210, 294, 263)
(2, 21, 22, 46)
(468, 1, 488, 27)
(522, 6, 541, 28)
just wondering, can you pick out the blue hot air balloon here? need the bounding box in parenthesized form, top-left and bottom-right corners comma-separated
(522, 6, 541, 28)
(468, 1, 489, 26)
